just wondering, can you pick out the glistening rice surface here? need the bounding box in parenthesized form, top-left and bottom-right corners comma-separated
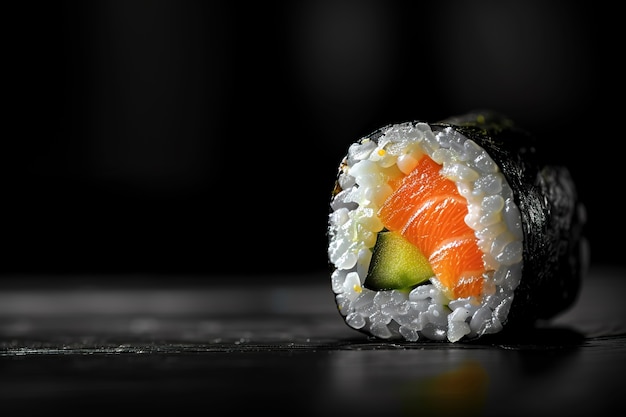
(328, 122, 524, 342)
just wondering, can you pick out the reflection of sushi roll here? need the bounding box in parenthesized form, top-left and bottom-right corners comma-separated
(327, 111, 587, 342)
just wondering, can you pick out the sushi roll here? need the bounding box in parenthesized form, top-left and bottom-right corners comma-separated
(327, 111, 588, 343)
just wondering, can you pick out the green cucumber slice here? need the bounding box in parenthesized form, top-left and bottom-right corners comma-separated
(364, 230, 434, 291)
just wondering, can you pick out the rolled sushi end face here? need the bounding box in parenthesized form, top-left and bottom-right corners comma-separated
(327, 122, 524, 343)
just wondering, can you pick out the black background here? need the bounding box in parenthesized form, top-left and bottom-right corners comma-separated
(4, 1, 623, 281)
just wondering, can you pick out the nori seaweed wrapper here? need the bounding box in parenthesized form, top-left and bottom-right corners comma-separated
(430, 110, 588, 328)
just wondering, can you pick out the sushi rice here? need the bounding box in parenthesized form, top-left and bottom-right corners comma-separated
(328, 121, 525, 343)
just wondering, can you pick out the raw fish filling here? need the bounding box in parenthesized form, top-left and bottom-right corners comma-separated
(378, 155, 486, 299)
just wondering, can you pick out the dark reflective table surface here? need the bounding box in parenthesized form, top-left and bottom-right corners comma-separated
(1, 265, 625, 416)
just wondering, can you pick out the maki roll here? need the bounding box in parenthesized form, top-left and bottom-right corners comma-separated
(327, 111, 587, 343)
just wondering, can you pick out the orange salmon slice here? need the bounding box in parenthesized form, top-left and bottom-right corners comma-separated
(378, 156, 485, 299)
